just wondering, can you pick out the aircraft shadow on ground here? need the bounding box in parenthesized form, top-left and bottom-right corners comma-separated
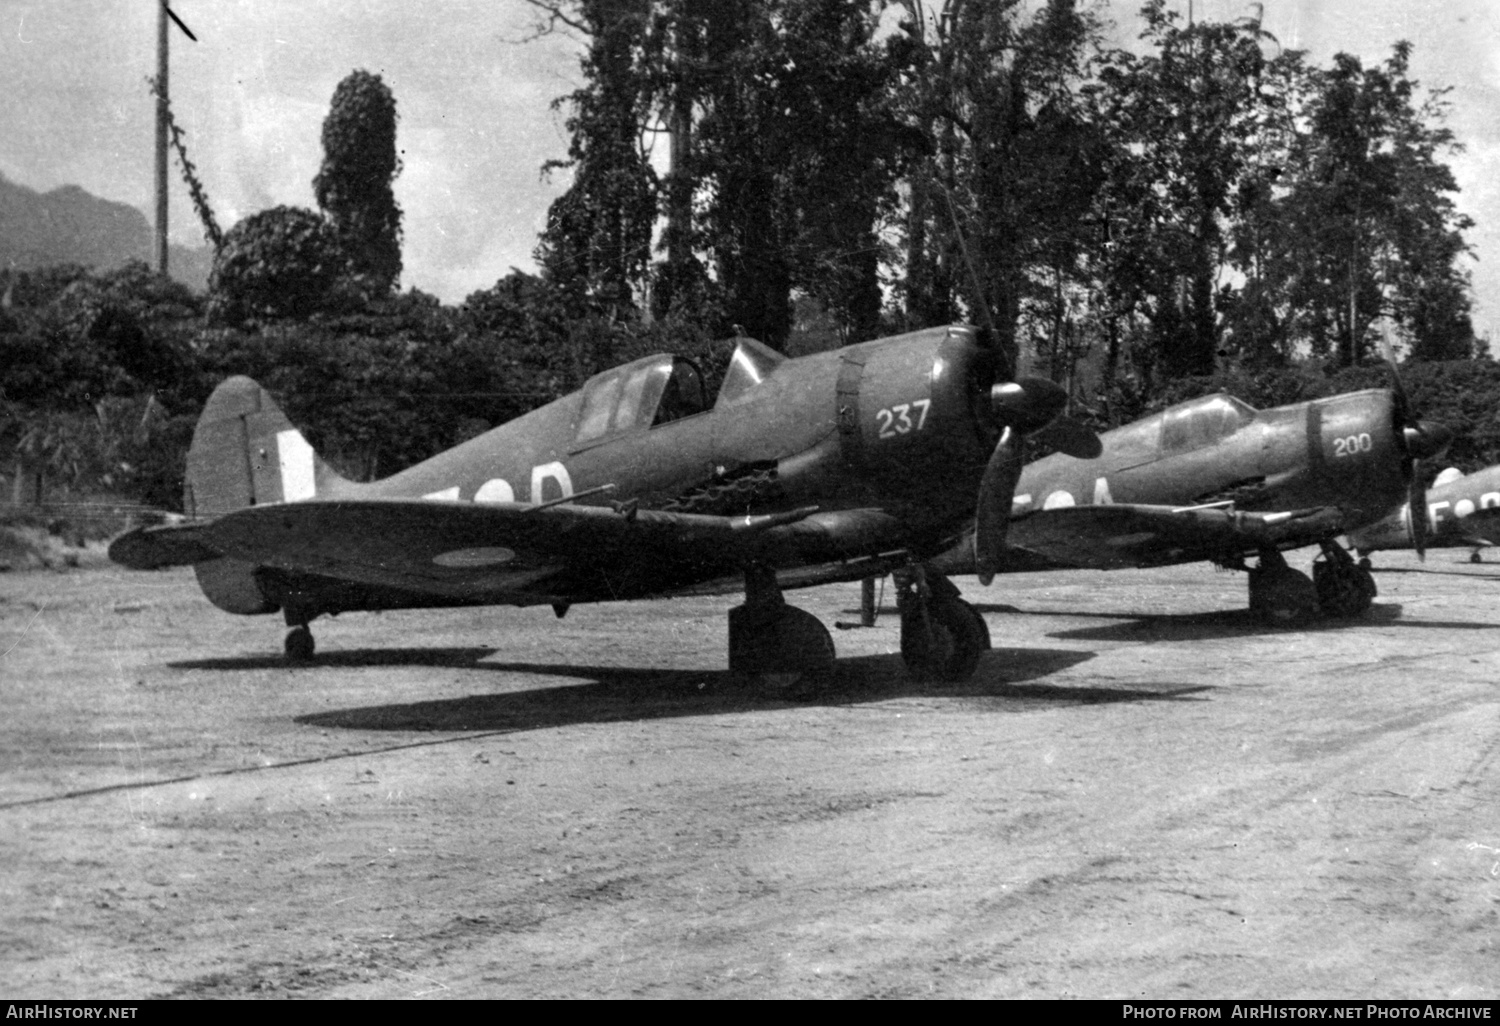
(1037, 605, 1396, 642)
(1370, 566, 1500, 581)
(1030, 602, 1498, 642)
(171, 648, 502, 672)
(288, 648, 1210, 734)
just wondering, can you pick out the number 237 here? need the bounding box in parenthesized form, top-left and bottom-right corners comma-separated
(875, 399, 932, 439)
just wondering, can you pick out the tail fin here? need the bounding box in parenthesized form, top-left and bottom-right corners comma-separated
(184, 376, 351, 518)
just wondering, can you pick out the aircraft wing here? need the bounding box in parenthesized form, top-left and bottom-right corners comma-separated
(1454, 507, 1500, 546)
(1003, 503, 1346, 570)
(109, 498, 833, 601)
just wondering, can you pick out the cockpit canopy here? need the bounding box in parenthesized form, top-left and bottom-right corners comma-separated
(1159, 393, 1257, 455)
(571, 337, 786, 448)
(713, 336, 784, 407)
(573, 355, 709, 447)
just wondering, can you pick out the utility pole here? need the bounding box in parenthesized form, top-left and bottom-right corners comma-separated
(154, 0, 169, 274)
(153, 2, 197, 277)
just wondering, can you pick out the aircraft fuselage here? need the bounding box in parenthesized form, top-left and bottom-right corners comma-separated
(1349, 463, 1500, 553)
(1014, 389, 1410, 531)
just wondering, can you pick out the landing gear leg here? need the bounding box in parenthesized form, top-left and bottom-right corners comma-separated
(894, 565, 991, 682)
(1312, 541, 1377, 618)
(727, 564, 835, 690)
(1246, 548, 1319, 624)
(283, 605, 317, 662)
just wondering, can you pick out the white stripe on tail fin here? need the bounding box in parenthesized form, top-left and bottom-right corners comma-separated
(277, 429, 318, 501)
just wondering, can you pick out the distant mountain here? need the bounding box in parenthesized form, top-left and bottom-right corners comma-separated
(0, 172, 212, 291)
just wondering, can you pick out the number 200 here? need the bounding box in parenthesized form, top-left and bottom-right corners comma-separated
(1332, 432, 1373, 457)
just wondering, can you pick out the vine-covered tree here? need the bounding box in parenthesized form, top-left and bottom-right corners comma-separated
(531, 0, 916, 348)
(536, 1, 658, 319)
(313, 69, 404, 297)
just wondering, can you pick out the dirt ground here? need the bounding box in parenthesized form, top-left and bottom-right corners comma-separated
(2, 551, 1498, 999)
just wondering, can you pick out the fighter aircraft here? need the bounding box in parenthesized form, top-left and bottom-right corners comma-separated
(1348, 464, 1500, 564)
(110, 324, 1094, 683)
(928, 383, 1451, 621)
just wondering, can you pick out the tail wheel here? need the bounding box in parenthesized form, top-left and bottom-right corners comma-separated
(285, 625, 315, 662)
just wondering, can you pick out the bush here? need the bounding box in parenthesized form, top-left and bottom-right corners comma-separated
(208, 206, 348, 324)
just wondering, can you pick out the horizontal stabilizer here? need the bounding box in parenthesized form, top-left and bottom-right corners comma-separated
(108, 523, 220, 570)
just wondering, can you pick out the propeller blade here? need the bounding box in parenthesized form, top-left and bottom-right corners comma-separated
(974, 427, 1023, 586)
(1035, 415, 1103, 461)
(1408, 462, 1428, 561)
(974, 377, 1099, 583)
(1378, 318, 1414, 426)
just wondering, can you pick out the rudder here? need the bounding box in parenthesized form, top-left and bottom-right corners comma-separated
(184, 376, 350, 517)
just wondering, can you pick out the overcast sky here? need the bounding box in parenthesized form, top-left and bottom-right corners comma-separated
(4, 0, 1499, 340)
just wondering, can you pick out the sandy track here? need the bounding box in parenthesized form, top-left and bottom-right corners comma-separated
(2, 554, 1498, 998)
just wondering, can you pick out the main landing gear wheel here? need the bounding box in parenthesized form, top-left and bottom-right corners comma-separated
(727, 565, 835, 693)
(1312, 542, 1377, 619)
(284, 625, 315, 662)
(895, 566, 991, 682)
(1247, 548, 1319, 624)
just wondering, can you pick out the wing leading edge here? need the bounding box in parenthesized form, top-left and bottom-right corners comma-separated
(1001, 503, 1346, 571)
(107, 499, 913, 602)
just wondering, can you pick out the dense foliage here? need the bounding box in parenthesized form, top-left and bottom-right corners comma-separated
(0, 263, 721, 510)
(4, 2, 1495, 517)
(532, 0, 1479, 376)
(206, 206, 346, 324)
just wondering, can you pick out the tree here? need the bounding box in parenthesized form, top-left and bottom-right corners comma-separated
(1092, 0, 1285, 378)
(894, 0, 1107, 374)
(537, 1, 659, 319)
(0, 262, 202, 506)
(314, 70, 404, 297)
(1241, 44, 1474, 367)
(531, 0, 917, 348)
(741, 0, 918, 344)
(207, 206, 345, 324)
